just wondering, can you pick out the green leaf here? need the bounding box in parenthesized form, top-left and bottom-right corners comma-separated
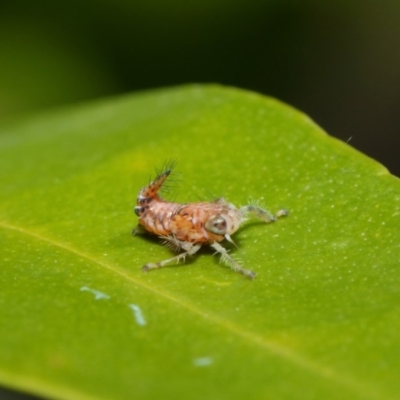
(1, 85, 400, 400)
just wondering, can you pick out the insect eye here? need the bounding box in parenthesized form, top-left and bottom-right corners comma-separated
(205, 216, 227, 235)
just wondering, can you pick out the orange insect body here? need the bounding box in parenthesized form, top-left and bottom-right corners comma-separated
(137, 200, 241, 243)
(133, 164, 287, 279)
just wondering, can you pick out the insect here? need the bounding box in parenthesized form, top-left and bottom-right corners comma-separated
(132, 162, 288, 279)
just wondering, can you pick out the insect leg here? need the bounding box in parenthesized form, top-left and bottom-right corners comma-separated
(210, 242, 256, 279)
(142, 242, 201, 272)
(212, 197, 228, 205)
(131, 224, 147, 235)
(239, 204, 288, 223)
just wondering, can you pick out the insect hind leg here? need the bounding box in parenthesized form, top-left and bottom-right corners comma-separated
(142, 239, 201, 272)
(211, 242, 256, 279)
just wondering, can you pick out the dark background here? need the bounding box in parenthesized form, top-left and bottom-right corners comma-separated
(1, 0, 399, 176)
(0, 2, 399, 398)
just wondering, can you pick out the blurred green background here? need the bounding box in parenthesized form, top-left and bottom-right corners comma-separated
(1, 0, 400, 176)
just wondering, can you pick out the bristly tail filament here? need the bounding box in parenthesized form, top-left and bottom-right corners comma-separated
(135, 160, 177, 216)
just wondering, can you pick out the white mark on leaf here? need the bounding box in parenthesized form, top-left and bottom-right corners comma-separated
(193, 357, 213, 367)
(80, 286, 110, 300)
(129, 304, 146, 326)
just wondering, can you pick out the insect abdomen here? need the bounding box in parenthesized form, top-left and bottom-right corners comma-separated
(138, 201, 181, 237)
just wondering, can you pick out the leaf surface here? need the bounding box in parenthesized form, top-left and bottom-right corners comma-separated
(1, 85, 400, 400)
